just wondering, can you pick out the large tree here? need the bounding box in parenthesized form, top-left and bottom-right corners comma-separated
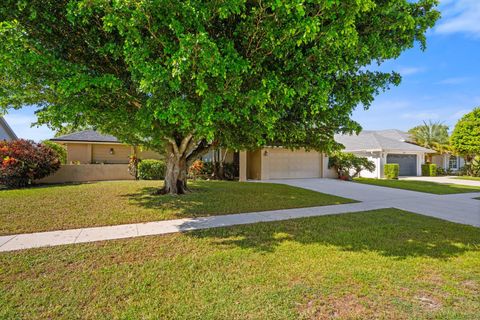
(408, 120, 450, 161)
(451, 107, 480, 161)
(0, 0, 439, 194)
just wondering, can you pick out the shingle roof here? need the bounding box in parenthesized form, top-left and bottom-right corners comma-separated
(335, 130, 434, 153)
(51, 130, 121, 143)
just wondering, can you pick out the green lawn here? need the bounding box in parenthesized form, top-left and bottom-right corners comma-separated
(453, 176, 480, 182)
(1, 209, 479, 319)
(0, 180, 353, 235)
(354, 178, 480, 194)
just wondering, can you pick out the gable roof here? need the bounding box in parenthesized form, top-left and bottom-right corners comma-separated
(335, 130, 434, 153)
(0, 117, 18, 140)
(51, 130, 121, 143)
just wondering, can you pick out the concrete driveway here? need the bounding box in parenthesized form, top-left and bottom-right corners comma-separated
(400, 176, 480, 187)
(265, 178, 480, 227)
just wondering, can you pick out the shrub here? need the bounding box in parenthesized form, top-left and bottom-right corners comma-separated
(328, 152, 375, 180)
(41, 140, 67, 164)
(138, 159, 166, 180)
(459, 156, 480, 177)
(0, 139, 61, 188)
(421, 163, 437, 176)
(384, 164, 399, 179)
(188, 160, 204, 180)
(436, 167, 448, 176)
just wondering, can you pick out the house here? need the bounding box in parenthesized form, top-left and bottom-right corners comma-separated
(334, 130, 435, 178)
(50, 130, 162, 164)
(431, 153, 465, 173)
(0, 116, 18, 141)
(238, 129, 435, 181)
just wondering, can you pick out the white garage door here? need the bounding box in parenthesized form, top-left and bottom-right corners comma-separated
(267, 149, 322, 179)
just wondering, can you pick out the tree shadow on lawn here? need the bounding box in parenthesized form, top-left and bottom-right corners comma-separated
(184, 209, 480, 260)
(123, 186, 220, 217)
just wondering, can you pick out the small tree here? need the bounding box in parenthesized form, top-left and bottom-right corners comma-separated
(41, 140, 67, 164)
(451, 107, 480, 163)
(0, 139, 61, 188)
(328, 152, 375, 180)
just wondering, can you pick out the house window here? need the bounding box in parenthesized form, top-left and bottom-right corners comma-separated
(448, 156, 458, 170)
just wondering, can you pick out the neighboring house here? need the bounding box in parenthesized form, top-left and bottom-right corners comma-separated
(0, 116, 18, 141)
(431, 153, 465, 172)
(50, 130, 162, 164)
(238, 129, 435, 181)
(334, 130, 435, 178)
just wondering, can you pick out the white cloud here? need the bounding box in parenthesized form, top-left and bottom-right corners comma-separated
(436, 77, 471, 85)
(436, 0, 480, 37)
(401, 112, 440, 120)
(397, 66, 425, 76)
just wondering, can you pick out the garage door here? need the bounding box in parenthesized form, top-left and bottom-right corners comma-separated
(387, 154, 417, 176)
(267, 149, 321, 179)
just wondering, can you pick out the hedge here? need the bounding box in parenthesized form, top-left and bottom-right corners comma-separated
(138, 159, 166, 180)
(422, 163, 437, 177)
(384, 164, 399, 179)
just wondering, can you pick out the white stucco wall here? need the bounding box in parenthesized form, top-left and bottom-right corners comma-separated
(0, 125, 10, 140)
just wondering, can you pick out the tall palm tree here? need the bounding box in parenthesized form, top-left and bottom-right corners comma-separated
(408, 121, 450, 162)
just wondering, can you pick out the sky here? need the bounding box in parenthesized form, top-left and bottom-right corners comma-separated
(3, 0, 480, 141)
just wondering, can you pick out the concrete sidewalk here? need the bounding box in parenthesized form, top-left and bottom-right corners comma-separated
(1, 179, 479, 252)
(0, 201, 384, 252)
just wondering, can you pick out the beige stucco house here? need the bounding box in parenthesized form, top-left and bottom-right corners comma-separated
(239, 130, 435, 181)
(50, 130, 162, 164)
(0, 117, 17, 141)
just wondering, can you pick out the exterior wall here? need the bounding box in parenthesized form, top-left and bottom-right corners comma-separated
(0, 118, 16, 141)
(66, 143, 92, 164)
(92, 144, 131, 164)
(322, 154, 338, 179)
(37, 164, 134, 183)
(247, 149, 262, 180)
(0, 124, 11, 141)
(348, 152, 382, 178)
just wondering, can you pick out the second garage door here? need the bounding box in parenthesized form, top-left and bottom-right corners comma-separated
(267, 149, 322, 179)
(387, 154, 417, 176)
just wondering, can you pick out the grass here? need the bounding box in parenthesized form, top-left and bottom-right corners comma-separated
(1, 208, 479, 319)
(354, 178, 480, 194)
(453, 176, 480, 182)
(0, 180, 353, 235)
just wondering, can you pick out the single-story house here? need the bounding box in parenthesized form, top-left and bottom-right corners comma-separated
(50, 130, 162, 164)
(238, 129, 435, 181)
(431, 153, 465, 172)
(334, 130, 435, 178)
(0, 116, 17, 141)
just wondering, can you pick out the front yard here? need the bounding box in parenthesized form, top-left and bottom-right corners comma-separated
(354, 178, 480, 194)
(1, 208, 479, 319)
(0, 180, 353, 235)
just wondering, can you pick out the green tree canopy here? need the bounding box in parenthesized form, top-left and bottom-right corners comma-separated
(408, 120, 450, 156)
(0, 0, 439, 194)
(451, 108, 480, 160)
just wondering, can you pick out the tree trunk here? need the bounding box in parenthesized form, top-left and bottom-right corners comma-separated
(157, 153, 189, 195)
(155, 135, 215, 195)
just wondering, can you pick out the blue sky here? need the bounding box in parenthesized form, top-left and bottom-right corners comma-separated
(4, 0, 480, 141)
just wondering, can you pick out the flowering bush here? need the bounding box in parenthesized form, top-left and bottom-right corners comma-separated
(188, 160, 204, 180)
(0, 139, 61, 188)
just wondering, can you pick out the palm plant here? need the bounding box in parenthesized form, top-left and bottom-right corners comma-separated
(408, 121, 451, 162)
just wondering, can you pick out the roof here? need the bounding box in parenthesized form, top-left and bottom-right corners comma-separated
(0, 116, 18, 140)
(51, 130, 121, 143)
(335, 129, 435, 153)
